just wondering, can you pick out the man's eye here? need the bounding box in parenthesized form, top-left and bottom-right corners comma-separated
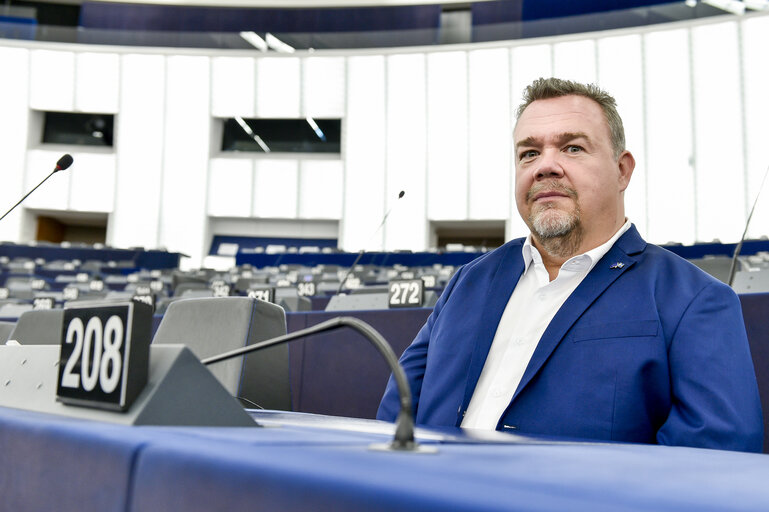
(565, 145, 583, 153)
(520, 150, 538, 160)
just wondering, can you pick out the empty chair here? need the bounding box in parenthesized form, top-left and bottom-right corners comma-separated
(0, 321, 16, 343)
(325, 292, 390, 311)
(733, 269, 769, 294)
(0, 303, 33, 318)
(152, 297, 291, 411)
(690, 256, 739, 284)
(7, 309, 65, 345)
(173, 282, 210, 297)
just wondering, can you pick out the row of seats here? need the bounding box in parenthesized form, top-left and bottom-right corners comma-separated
(1, 297, 292, 411)
(4, 253, 769, 319)
(690, 252, 769, 293)
(0, 259, 455, 316)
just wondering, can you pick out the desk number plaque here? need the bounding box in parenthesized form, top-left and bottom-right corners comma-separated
(388, 279, 425, 308)
(56, 302, 152, 411)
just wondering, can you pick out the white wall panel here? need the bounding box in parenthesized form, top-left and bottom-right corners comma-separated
(211, 57, 256, 118)
(553, 39, 596, 85)
(302, 57, 346, 118)
(24, 150, 71, 210)
(597, 34, 647, 237)
(208, 158, 253, 217)
(29, 50, 75, 112)
(426, 51, 468, 221)
(256, 57, 301, 118)
(742, 16, 769, 239)
(75, 52, 120, 113)
(342, 55, 386, 250)
(299, 160, 343, 219)
(644, 29, 696, 245)
(110, 54, 165, 250)
(385, 53, 427, 251)
(691, 21, 744, 243)
(510, 43, 552, 239)
(511, 44, 553, 107)
(468, 48, 511, 220)
(0, 47, 29, 241)
(159, 55, 211, 264)
(69, 153, 116, 212)
(252, 160, 298, 218)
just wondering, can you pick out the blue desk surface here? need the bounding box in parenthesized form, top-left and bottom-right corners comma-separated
(2, 406, 769, 511)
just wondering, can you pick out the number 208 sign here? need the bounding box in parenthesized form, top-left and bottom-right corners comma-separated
(56, 302, 152, 411)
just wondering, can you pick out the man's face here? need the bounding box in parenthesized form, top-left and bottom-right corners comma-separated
(513, 95, 633, 247)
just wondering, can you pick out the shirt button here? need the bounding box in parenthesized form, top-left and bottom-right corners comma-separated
(491, 387, 504, 397)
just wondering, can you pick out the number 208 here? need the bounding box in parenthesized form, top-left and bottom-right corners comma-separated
(60, 316, 124, 394)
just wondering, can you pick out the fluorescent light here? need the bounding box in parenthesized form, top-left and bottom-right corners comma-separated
(265, 33, 295, 53)
(702, 0, 746, 15)
(234, 116, 271, 152)
(305, 117, 326, 141)
(239, 31, 267, 51)
(744, 0, 769, 10)
(685, 0, 698, 7)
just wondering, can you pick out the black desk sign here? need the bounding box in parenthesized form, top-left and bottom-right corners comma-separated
(62, 286, 80, 301)
(135, 284, 152, 296)
(132, 293, 156, 312)
(212, 283, 231, 297)
(297, 281, 316, 297)
(33, 296, 55, 310)
(421, 275, 437, 288)
(247, 288, 275, 303)
(388, 279, 425, 308)
(56, 302, 152, 411)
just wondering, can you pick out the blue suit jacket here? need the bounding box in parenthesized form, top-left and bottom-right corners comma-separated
(378, 226, 764, 452)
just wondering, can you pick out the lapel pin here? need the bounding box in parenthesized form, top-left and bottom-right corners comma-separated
(610, 262, 625, 269)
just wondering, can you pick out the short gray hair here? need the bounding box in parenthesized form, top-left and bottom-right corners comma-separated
(516, 77, 626, 159)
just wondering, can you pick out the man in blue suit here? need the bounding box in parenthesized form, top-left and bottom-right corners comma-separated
(377, 77, 763, 452)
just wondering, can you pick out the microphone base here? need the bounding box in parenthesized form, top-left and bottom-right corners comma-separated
(368, 441, 439, 454)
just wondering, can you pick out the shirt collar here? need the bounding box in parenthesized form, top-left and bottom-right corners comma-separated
(521, 219, 632, 274)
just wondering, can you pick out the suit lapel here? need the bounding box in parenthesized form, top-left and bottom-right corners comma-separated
(459, 240, 526, 412)
(510, 226, 646, 402)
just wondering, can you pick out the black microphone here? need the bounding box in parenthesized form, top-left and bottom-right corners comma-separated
(55, 154, 74, 171)
(727, 163, 769, 286)
(0, 154, 74, 223)
(201, 315, 435, 453)
(336, 190, 406, 295)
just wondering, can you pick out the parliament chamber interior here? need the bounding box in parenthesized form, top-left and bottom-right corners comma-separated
(2, 0, 769, 510)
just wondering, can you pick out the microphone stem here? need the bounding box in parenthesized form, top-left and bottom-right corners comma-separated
(335, 249, 365, 296)
(728, 164, 769, 286)
(0, 169, 56, 223)
(202, 316, 417, 449)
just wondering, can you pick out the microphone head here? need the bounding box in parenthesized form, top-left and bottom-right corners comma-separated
(398, 190, 405, 199)
(55, 154, 74, 171)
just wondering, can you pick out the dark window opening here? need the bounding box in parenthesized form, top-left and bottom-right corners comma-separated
(36, 214, 107, 245)
(221, 118, 341, 153)
(433, 221, 506, 250)
(42, 111, 114, 147)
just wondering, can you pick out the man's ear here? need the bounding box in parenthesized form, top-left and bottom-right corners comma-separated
(617, 150, 635, 192)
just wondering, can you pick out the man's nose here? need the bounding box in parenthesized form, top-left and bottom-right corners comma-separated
(534, 150, 564, 181)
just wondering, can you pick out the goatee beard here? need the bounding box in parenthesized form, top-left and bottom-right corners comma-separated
(527, 183, 583, 259)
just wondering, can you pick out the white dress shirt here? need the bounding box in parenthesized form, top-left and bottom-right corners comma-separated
(461, 220, 632, 429)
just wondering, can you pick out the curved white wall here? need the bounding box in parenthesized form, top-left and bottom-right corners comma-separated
(1, 12, 768, 266)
